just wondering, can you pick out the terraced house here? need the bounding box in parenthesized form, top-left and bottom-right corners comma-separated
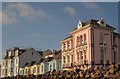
(19, 49, 62, 76)
(61, 18, 120, 70)
(1, 47, 43, 78)
(1, 47, 62, 78)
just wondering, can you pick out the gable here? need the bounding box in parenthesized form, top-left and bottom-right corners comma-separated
(19, 48, 43, 67)
(19, 48, 42, 58)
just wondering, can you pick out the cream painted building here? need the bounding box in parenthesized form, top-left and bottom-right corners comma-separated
(19, 49, 62, 76)
(61, 18, 120, 69)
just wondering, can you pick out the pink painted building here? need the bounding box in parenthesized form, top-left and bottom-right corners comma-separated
(61, 18, 120, 69)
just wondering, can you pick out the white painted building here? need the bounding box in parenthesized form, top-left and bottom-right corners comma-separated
(19, 49, 62, 76)
(1, 47, 43, 78)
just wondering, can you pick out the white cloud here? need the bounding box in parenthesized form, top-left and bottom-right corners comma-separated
(83, 2, 102, 12)
(2, 3, 49, 25)
(14, 3, 48, 18)
(0, 11, 16, 25)
(64, 6, 76, 16)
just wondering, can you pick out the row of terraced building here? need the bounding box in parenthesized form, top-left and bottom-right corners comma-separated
(1, 18, 120, 78)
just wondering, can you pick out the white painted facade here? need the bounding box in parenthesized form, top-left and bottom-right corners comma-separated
(1, 47, 43, 78)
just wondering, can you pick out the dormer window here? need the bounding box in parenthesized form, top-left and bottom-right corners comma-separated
(97, 18, 106, 26)
(77, 20, 82, 29)
(15, 50, 19, 56)
(8, 51, 12, 57)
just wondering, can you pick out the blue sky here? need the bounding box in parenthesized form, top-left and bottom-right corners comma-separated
(1, 2, 119, 57)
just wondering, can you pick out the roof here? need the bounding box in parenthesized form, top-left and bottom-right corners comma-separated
(3, 48, 27, 59)
(54, 50, 61, 55)
(3, 47, 43, 59)
(26, 61, 36, 67)
(86, 19, 115, 29)
(72, 19, 115, 32)
(37, 51, 43, 56)
(62, 35, 72, 41)
(113, 32, 120, 37)
(43, 57, 53, 62)
(72, 22, 86, 31)
(35, 58, 44, 64)
(53, 52, 61, 60)
(86, 19, 98, 25)
(42, 49, 53, 58)
(21, 63, 29, 68)
(3, 55, 8, 59)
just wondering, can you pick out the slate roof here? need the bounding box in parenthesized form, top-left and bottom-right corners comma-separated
(21, 63, 29, 68)
(54, 50, 61, 55)
(42, 49, 53, 58)
(53, 52, 61, 60)
(72, 19, 115, 32)
(3, 55, 8, 59)
(86, 19, 99, 25)
(62, 35, 72, 41)
(3, 48, 27, 59)
(35, 58, 45, 65)
(43, 57, 53, 62)
(26, 61, 36, 67)
(2, 47, 43, 59)
(37, 51, 43, 56)
(113, 32, 120, 37)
